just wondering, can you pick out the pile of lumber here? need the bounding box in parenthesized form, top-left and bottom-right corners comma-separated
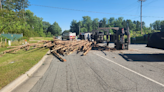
(44, 40, 96, 62)
(0, 40, 96, 62)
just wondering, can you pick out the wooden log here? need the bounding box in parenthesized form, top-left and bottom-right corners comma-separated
(50, 46, 64, 52)
(65, 41, 88, 55)
(82, 42, 92, 51)
(25, 45, 30, 51)
(52, 51, 66, 62)
(43, 42, 52, 47)
(82, 45, 92, 56)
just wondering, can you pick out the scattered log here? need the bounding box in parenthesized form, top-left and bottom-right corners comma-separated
(52, 51, 66, 62)
(1, 39, 97, 62)
(82, 45, 93, 56)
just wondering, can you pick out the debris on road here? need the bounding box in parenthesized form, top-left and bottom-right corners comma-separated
(92, 44, 111, 51)
(48, 40, 96, 61)
(0, 39, 96, 62)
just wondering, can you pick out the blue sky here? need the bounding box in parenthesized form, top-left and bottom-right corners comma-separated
(27, 0, 164, 31)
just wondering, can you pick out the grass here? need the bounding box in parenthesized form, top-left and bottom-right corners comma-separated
(11, 40, 25, 46)
(0, 47, 49, 90)
(0, 48, 10, 52)
(29, 37, 53, 41)
(28, 37, 54, 43)
(28, 41, 39, 43)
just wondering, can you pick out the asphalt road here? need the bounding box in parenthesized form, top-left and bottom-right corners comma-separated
(13, 44, 164, 92)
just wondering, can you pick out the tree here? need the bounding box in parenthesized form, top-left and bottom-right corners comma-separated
(42, 21, 51, 35)
(150, 23, 153, 30)
(62, 30, 70, 35)
(100, 18, 107, 27)
(114, 17, 123, 28)
(152, 20, 161, 30)
(82, 16, 92, 32)
(80, 27, 87, 33)
(136, 21, 140, 31)
(126, 19, 133, 29)
(92, 18, 99, 30)
(47, 22, 62, 36)
(108, 17, 115, 27)
(160, 21, 164, 32)
(122, 20, 127, 28)
(25, 10, 45, 36)
(15, 0, 30, 11)
(46, 32, 52, 37)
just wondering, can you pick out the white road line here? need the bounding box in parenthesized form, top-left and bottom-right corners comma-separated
(95, 53, 164, 87)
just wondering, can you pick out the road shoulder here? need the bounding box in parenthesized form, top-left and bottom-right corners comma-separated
(11, 54, 53, 92)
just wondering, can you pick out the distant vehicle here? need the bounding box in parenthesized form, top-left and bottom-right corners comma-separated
(147, 32, 164, 49)
(80, 32, 92, 40)
(62, 32, 76, 40)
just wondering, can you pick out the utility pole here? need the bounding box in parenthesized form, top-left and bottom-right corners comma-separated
(139, 0, 146, 35)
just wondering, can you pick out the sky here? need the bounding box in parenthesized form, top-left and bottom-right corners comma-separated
(27, 0, 164, 31)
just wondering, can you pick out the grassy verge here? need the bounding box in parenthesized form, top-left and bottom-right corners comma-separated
(29, 37, 53, 41)
(28, 41, 38, 43)
(0, 48, 10, 52)
(0, 47, 49, 90)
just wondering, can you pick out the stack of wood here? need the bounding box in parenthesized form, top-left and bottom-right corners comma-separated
(44, 40, 96, 62)
(0, 40, 96, 62)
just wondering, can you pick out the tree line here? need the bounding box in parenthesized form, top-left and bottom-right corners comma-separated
(68, 16, 164, 37)
(0, 0, 62, 37)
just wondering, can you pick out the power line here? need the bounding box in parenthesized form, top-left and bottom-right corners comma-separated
(30, 4, 164, 18)
(144, 6, 164, 8)
(143, 0, 157, 6)
(131, 16, 140, 20)
(116, 1, 137, 13)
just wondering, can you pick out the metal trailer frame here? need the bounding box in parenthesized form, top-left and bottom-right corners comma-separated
(92, 27, 130, 50)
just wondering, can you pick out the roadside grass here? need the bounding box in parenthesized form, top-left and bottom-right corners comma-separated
(11, 40, 25, 46)
(29, 37, 53, 41)
(0, 48, 10, 52)
(0, 47, 49, 90)
(28, 41, 38, 43)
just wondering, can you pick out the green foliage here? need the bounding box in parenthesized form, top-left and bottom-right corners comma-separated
(160, 21, 164, 32)
(62, 30, 70, 35)
(70, 16, 164, 38)
(46, 32, 52, 37)
(17, 36, 30, 41)
(47, 22, 62, 36)
(0, 1, 61, 37)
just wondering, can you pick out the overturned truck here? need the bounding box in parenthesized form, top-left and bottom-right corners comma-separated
(91, 27, 130, 50)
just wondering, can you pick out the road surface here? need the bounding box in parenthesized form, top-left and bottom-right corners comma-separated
(13, 44, 164, 92)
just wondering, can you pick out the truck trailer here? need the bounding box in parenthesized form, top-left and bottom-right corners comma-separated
(62, 32, 76, 40)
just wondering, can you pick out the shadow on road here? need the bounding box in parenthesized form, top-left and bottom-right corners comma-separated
(119, 54, 164, 62)
(51, 52, 64, 62)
